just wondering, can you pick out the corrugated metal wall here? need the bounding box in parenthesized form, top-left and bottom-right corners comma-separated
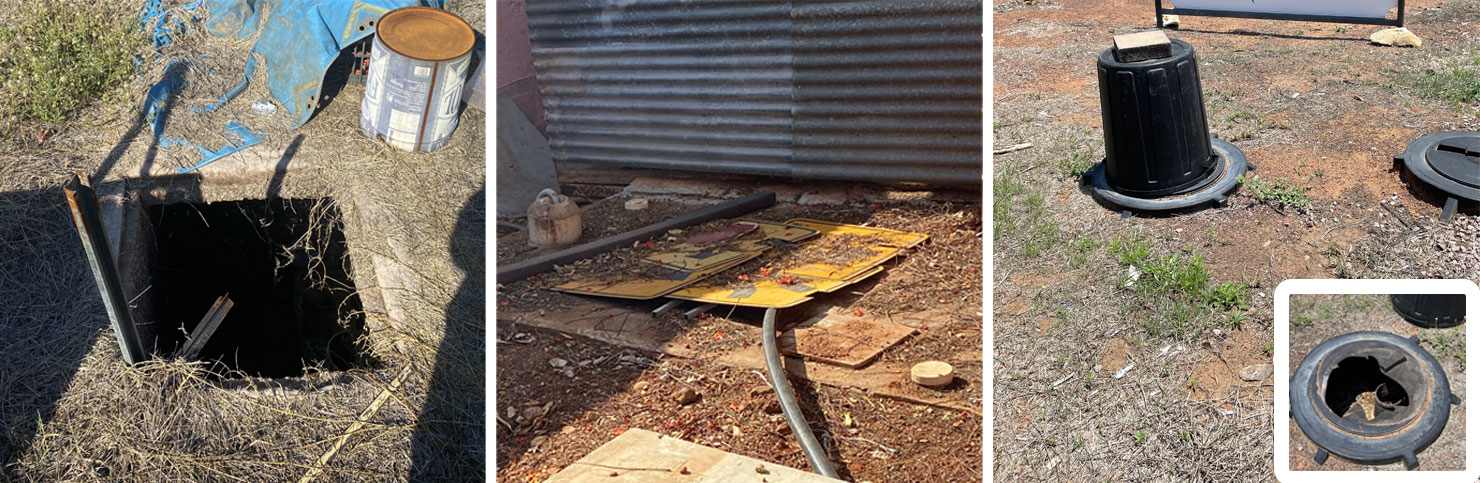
(526, 0, 981, 185)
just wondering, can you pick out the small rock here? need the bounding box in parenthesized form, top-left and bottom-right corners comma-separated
(1371, 27, 1422, 47)
(561, 425, 577, 434)
(624, 198, 650, 211)
(1240, 363, 1274, 382)
(633, 381, 650, 392)
(549, 358, 568, 368)
(1162, 15, 1179, 28)
(755, 464, 769, 474)
(673, 388, 700, 405)
(563, 367, 575, 378)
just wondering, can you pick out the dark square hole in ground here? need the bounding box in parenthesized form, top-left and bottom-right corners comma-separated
(149, 198, 374, 378)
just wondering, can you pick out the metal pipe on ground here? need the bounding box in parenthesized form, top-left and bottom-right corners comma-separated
(495, 191, 776, 284)
(762, 307, 839, 478)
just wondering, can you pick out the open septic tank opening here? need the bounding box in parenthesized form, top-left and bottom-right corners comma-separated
(148, 198, 373, 378)
(1324, 355, 1409, 421)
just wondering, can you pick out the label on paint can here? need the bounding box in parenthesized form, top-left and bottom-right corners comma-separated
(359, 11, 473, 154)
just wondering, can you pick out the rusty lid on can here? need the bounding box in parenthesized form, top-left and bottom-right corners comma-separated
(377, 7, 475, 62)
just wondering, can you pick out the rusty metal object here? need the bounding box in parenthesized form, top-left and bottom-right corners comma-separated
(179, 294, 234, 361)
(64, 173, 145, 365)
(526, 188, 581, 247)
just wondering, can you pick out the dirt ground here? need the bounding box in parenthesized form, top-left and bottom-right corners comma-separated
(1286, 294, 1466, 471)
(496, 189, 984, 482)
(0, 1, 486, 480)
(993, 1, 1478, 481)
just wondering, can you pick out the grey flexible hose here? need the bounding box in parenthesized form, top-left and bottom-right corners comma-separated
(762, 308, 839, 478)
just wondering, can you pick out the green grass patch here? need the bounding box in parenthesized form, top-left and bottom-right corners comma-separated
(1067, 238, 1101, 269)
(995, 169, 1062, 256)
(1108, 234, 1253, 338)
(0, 2, 143, 137)
(1291, 313, 1315, 328)
(1057, 150, 1096, 178)
(1413, 55, 1480, 109)
(1423, 331, 1465, 365)
(1239, 175, 1310, 209)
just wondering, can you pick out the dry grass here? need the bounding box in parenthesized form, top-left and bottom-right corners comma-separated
(1, 0, 485, 480)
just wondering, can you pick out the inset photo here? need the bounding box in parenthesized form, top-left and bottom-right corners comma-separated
(1287, 293, 1466, 471)
(1275, 280, 1480, 483)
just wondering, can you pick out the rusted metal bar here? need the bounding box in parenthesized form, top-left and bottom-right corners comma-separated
(179, 294, 233, 361)
(496, 191, 776, 284)
(64, 173, 145, 365)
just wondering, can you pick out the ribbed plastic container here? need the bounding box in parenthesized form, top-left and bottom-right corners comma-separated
(1097, 39, 1215, 197)
(1391, 294, 1467, 328)
(361, 7, 476, 153)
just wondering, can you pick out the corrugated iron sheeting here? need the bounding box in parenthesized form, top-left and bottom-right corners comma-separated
(527, 0, 981, 184)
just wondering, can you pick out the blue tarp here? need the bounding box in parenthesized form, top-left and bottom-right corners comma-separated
(141, 0, 205, 57)
(203, 0, 445, 126)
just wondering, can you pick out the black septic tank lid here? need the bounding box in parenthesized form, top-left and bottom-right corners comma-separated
(1390, 293, 1467, 329)
(1394, 131, 1480, 222)
(1291, 332, 1458, 469)
(1086, 35, 1249, 214)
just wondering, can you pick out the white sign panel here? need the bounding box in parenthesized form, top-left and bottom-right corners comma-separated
(1169, 0, 1397, 19)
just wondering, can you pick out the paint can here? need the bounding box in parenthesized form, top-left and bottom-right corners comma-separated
(360, 7, 476, 153)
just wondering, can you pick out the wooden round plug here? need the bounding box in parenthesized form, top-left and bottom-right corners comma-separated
(911, 361, 955, 387)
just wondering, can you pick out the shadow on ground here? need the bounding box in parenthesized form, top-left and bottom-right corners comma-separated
(0, 186, 107, 472)
(412, 187, 486, 478)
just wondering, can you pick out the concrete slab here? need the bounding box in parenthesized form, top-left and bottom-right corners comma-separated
(496, 92, 558, 217)
(498, 299, 690, 355)
(546, 428, 839, 482)
(623, 176, 750, 201)
(795, 188, 849, 206)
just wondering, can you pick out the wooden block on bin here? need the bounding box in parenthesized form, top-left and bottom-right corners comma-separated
(1114, 30, 1172, 62)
